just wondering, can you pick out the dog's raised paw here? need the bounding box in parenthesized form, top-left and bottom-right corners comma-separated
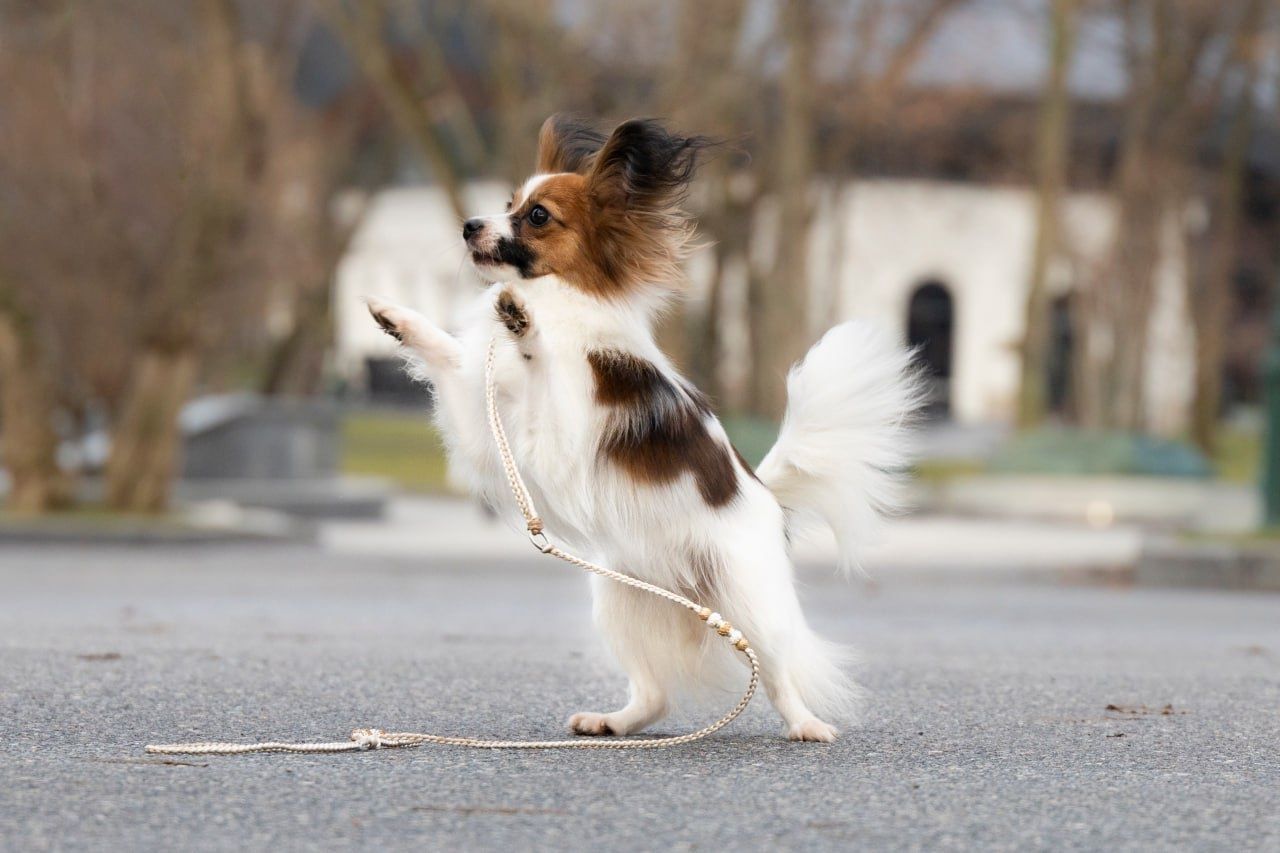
(495, 288, 531, 338)
(366, 297, 405, 343)
(787, 719, 839, 743)
(568, 712, 616, 736)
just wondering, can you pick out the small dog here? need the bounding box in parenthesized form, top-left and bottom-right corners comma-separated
(367, 115, 918, 741)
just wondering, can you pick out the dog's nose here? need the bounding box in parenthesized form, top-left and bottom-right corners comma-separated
(462, 218, 483, 240)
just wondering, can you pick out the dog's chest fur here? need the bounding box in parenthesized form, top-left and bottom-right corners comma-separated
(457, 278, 750, 559)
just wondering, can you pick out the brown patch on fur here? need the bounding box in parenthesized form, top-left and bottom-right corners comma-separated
(588, 349, 739, 507)
(504, 118, 715, 298)
(506, 173, 618, 295)
(536, 114, 608, 174)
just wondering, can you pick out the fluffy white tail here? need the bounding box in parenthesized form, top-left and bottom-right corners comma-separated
(757, 321, 921, 574)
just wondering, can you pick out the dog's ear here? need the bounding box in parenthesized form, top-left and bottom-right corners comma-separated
(536, 114, 609, 175)
(576, 119, 716, 291)
(586, 118, 713, 215)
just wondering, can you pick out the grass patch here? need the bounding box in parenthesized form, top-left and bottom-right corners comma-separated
(1181, 527, 1280, 546)
(340, 409, 1264, 491)
(342, 409, 453, 493)
(1214, 426, 1261, 485)
(720, 415, 779, 468)
(0, 505, 188, 528)
(913, 457, 986, 483)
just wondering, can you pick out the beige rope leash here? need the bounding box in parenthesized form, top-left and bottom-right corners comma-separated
(146, 339, 760, 756)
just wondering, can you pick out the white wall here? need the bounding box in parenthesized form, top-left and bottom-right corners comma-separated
(334, 182, 511, 379)
(333, 179, 1194, 432)
(822, 180, 1190, 432)
(836, 181, 1036, 423)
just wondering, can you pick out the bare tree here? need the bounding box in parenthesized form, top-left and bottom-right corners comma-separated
(747, 0, 818, 418)
(743, 0, 964, 418)
(0, 287, 70, 513)
(0, 14, 96, 513)
(1188, 0, 1268, 451)
(102, 0, 264, 512)
(317, 0, 476, 220)
(1076, 0, 1255, 433)
(654, 0, 751, 390)
(247, 10, 367, 397)
(1017, 0, 1079, 428)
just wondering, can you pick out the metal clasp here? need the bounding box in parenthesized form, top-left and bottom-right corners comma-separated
(528, 530, 553, 553)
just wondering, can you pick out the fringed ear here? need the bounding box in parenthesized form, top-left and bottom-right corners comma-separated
(586, 119, 713, 214)
(535, 114, 609, 175)
(583, 119, 716, 290)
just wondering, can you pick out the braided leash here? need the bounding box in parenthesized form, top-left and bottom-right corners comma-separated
(146, 339, 760, 756)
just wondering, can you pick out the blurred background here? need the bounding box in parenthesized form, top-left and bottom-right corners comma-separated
(8, 7, 1280, 843)
(2, 0, 1280, 587)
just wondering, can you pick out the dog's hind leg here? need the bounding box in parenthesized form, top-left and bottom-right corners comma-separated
(568, 579, 688, 736)
(763, 667, 840, 743)
(568, 675, 667, 737)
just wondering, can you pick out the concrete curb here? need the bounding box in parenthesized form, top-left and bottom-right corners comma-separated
(913, 475, 1259, 533)
(1136, 536, 1280, 592)
(0, 504, 314, 547)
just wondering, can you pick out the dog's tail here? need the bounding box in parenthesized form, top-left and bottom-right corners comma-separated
(757, 321, 922, 574)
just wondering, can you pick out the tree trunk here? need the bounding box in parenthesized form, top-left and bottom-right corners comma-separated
(321, 0, 470, 220)
(1017, 0, 1076, 429)
(1189, 3, 1263, 452)
(692, 238, 729, 402)
(260, 279, 334, 397)
(655, 0, 750, 396)
(104, 347, 197, 513)
(102, 0, 255, 513)
(1086, 0, 1238, 433)
(748, 0, 816, 419)
(1109, 190, 1161, 431)
(0, 308, 70, 513)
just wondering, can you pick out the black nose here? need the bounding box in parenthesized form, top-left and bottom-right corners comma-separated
(462, 219, 483, 240)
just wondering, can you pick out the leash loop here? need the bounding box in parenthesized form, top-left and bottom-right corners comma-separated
(145, 337, 759, 756)
(527, 529, 553, 553)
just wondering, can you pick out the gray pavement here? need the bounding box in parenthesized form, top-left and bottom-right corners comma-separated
(2, 543, 1278, 851)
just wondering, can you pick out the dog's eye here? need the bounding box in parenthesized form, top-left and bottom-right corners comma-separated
(527, 205, 550, 227)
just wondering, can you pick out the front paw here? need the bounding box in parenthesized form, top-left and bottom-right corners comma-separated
(568, 712, 618, 736)
(495, 288, 531, 338)
(366, 295, 406, 343)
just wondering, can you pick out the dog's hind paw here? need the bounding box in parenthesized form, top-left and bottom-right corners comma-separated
(568, 712, 617, 736)
(786, 719, 839, 743)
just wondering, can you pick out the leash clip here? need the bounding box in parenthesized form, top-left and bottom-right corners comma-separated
(528, 530, 553, 553)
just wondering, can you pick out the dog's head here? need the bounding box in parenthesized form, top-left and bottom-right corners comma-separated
(463, 115, 713, 298)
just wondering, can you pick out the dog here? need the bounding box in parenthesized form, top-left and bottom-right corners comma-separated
(366, 115, 919, 741)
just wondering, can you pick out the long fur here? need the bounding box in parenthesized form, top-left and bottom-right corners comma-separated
(584, 118, 716, 294)
(758, 322, 923, 574)
(367, 116, 920, 742)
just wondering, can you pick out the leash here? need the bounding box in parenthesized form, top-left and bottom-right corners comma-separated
(146, 339, 760, 755)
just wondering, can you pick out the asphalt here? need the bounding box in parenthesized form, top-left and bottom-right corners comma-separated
(1, 543, 1278, 851)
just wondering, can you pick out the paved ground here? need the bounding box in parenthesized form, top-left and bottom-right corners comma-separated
(320, 495, 1146, 574)
(2, 542, 1278, 851)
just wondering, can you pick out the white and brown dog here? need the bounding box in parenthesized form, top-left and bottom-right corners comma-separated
(367, 115, 918, 742)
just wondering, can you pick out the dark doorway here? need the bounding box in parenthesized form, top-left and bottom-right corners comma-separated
(1047, 294, 1075, 418)
(907, 281, 954, 417)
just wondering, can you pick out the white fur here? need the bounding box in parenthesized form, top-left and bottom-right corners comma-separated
(758, 322, 922, 574)
(366, 265, 917, 742)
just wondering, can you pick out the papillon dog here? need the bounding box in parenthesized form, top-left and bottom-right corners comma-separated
(366, 115, 918, 741)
